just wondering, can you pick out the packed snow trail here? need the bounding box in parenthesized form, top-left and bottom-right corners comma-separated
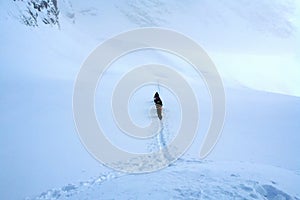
(156, 109, 174, 163)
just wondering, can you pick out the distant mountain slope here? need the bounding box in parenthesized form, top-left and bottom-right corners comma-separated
(12, 0, 60, 27)
(6, 0, 297, 37)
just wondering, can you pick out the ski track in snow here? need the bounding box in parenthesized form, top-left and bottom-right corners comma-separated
(25, 107, 300, 200)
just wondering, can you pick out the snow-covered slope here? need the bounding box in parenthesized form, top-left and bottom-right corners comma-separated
(1, 0, 299, 96)
(28, 159, 300, 200)
(0, 1, 300, 200)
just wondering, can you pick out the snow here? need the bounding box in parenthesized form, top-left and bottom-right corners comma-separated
(0, 0, 300, 199)
(26, 160, 300, 200)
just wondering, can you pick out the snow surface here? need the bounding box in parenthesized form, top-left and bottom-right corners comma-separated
(27, 159, 300, 200)
(0, 0, 300, 199)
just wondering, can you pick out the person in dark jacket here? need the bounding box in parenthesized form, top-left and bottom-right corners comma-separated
(154, 92, 163, 120)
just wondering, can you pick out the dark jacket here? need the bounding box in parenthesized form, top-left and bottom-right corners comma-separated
(154, 92, 163, 106)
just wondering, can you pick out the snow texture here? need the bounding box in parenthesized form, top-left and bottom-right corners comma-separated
(0, 0, 300, 199)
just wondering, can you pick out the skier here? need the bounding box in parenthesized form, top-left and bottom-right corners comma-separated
(154, 92, 163, 120)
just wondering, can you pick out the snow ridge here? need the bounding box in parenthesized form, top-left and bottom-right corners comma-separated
(27, 159, 300, 200)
